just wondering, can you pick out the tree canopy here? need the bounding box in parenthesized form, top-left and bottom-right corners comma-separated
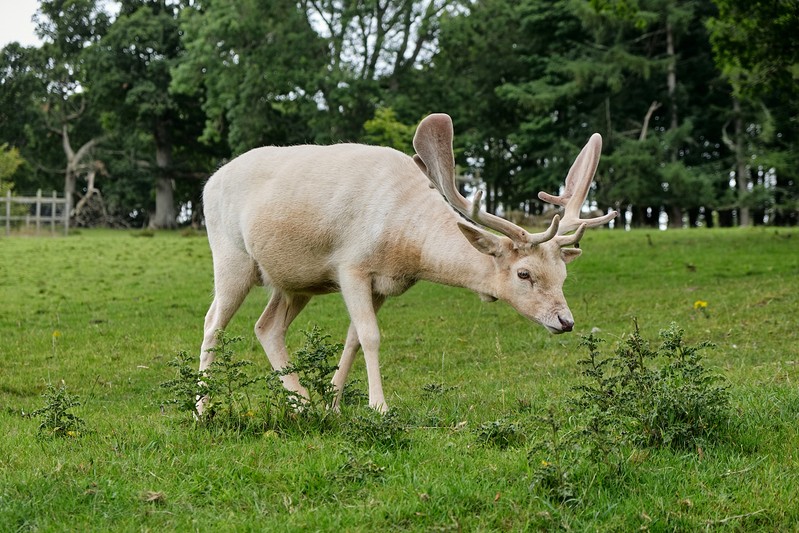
(0, 0, 796, 228)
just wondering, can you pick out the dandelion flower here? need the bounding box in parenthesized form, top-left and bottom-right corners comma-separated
(693, 300, 708, 310)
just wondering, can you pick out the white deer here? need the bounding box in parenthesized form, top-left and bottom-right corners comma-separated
(198, 113, 617, 413)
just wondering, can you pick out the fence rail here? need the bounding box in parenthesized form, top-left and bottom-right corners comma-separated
(2, 190, 70, 236)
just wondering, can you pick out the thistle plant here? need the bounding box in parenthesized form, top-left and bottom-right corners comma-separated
(271, 326, 342, 427)
(571, 320, 730, 450)
(161, 331, 263, 427)
(28, 381, 86, 438)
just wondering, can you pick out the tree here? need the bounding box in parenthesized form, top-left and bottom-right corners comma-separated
(34, 0, 110, 213)
(87, 0, 207, 228)
(707, 0, 799, 225)
(174, 0, 457, 156)
(495, 0, 730, 228)
(172, 0, 326, 155)
(0, 143, 24, 195)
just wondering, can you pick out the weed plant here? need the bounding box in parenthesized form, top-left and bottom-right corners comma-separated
(161, 327, 354, 433)
(27, 381, 85, 438)
(473, 419, 527, 449)
(273, 326, 342, 427)
(161, 332, 264, 429)
(572, 320, 730, 450)
(344, 409, 409, 450)
(526, 321, 733, 507)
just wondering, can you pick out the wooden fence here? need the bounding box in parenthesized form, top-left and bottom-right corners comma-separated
(2, 190, 70, 236)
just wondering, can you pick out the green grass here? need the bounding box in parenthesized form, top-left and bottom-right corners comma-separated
(1, 227, 798, 531)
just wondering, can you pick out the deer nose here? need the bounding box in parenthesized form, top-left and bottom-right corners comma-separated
(558, 314, 574, 332)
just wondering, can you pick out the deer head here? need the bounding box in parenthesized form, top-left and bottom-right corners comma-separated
(413, 113, 617, 333)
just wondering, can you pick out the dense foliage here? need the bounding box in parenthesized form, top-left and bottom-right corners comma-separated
(1, 0, 796, 227)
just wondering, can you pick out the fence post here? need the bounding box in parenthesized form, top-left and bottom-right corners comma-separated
(63, 191, 70, 236)
(35, 189, 42, 234)
(5, 190, 10, 236)
(50, 190, 56, 235)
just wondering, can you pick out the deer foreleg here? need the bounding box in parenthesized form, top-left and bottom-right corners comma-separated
(339, 272, 388, 412)
(331, 294, 386, 411)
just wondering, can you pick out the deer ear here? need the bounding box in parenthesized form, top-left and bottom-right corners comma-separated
(561, 247, 582, 264)
(458, 222, 505, 257)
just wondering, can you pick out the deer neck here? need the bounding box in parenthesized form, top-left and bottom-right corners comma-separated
(417, 217, 500, 299)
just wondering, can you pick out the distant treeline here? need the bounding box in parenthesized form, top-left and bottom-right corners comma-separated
(0, 0, 796, 228)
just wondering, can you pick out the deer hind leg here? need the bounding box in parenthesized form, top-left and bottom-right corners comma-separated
(198, 245, 258, 414)
(254, 289, 311, 399)
(339, 271, 388, 412)
(330, 294, 386, 411)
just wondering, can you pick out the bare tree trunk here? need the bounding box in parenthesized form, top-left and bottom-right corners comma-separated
(665, 20, 683, 229)
(733, 98, 750, 227)
(150, 120, 177, 229)
(666, 21, 678, 132)
(60, 125, 102, 216)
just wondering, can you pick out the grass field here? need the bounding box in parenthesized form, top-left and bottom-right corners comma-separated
(1, 227, 798, 531)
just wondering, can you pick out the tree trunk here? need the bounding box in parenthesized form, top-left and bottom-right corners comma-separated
(732, 98, 751, 227)
(667, 206, 680, 228)
(665, 21, 683, 229)
(150, 119, 177, 229)
(666, 21, 678, 132)
(61, 125, 102, 218)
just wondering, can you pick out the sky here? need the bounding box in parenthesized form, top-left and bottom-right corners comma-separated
(0, 0, 41, 47)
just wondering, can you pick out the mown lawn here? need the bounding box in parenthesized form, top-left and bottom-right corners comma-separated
(1, 227, 797, 531)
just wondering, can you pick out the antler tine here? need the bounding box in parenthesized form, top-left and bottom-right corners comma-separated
(413, 114, 537, 245)
(538, 133, 618, 236)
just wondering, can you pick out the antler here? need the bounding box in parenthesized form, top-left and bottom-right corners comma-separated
(413, 114, 559, 247)
(538, 133, 618, 246)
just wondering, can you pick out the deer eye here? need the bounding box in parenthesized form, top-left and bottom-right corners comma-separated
(517, 269, 531, 280)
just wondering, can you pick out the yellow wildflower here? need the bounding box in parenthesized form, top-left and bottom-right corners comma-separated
(693, 300, 708, 310)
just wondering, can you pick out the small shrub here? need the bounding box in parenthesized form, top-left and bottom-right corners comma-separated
(527, 409, 576, 504)
(161, 350, 204, 417)
(28, 381, 86, 438)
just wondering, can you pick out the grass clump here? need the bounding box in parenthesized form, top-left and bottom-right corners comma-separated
(473, 419, 527, 449)
(344, 409, 409, 450)
(27, 381, 86, 438)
